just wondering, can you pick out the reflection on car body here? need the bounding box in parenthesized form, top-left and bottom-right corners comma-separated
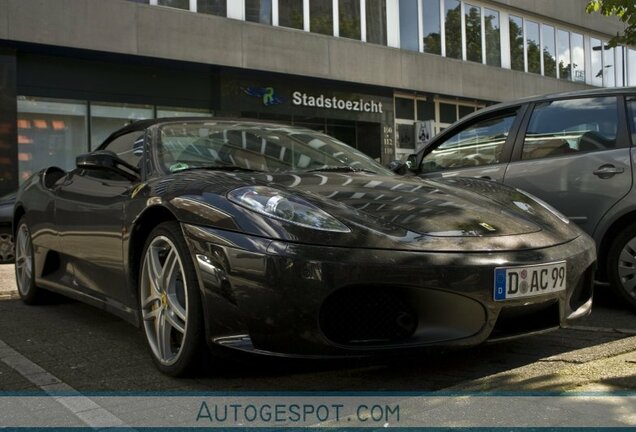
(14, 118, 595, 376)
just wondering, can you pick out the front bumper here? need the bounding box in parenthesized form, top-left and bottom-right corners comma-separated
(183, 224, 596, 358)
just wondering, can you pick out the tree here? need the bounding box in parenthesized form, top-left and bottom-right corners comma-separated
(586, 0, 636, 47)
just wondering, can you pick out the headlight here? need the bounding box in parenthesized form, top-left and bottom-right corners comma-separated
(516, 189, 569, 224)
(227, 186, 350, 232)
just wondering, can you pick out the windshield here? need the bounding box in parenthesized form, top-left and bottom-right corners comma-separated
(157, 121, 392, 175)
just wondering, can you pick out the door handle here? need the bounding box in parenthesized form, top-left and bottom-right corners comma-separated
(479, 176, 492, 180)
(593, 165, 624, 179)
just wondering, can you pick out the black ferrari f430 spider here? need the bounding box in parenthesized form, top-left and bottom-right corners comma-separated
(13, 119, 596, 375)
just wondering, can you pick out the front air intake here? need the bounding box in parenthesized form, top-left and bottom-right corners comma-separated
(319, 286, 418, 345)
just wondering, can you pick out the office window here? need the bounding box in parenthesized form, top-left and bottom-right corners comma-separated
(279, 0, 304, 30)
(571, 33, 585, 82)
(309, 1, 332, 35)
(246, 0, 271, 24)
(90, 103, 153, 150)
(395, 98, 415, 120)
(509, 15, 524, 71)
(591, 38, 603, 86)
(198, 0, 225, 15)
(465, 4, 481, 63)
(339, 0, 361, 40)
(557, 30, 571, 80)
(422, 0, 441, 55)
(16, 97, 88, 181)
(604, 45, 616, 87)
(366, 0, 387, 45)
(439, 102, 457, 123)
(399, 0, 419, 51)
(542, 25, 556, 77)
(444, 0, 461, 59)
(417, 100, 436, 121)
(158, 0, 189, 10)
(526, 20, 540, 74)
(484, 8, 500, 67)
(629, 49, 636, 86)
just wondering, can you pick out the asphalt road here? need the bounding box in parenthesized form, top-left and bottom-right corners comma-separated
(0, 263, 634, 394)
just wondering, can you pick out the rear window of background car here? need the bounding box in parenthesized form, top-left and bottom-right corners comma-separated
(522, 97, 618, 161)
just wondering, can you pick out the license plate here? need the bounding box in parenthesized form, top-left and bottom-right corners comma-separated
(494, 261, 566, 301)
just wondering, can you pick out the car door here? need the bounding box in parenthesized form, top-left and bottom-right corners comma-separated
(502, 95, 632, 237)
(417, 106, 525, 182)
(55, 131, 144, 306)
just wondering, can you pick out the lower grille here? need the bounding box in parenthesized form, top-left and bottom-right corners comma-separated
(319, 286, 418, 345)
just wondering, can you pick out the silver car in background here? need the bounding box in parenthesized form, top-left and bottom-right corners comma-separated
(408, 88, 636, 311)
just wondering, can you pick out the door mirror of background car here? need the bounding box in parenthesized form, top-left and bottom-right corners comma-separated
(76, 150, 140, 181)
(387, 160, 408, 175)
(388, 154, 418, 175)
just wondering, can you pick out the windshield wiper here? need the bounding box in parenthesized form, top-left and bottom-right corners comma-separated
(306, 166, 375, 173)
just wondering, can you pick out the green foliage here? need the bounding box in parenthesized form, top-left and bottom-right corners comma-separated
(586, 0, 636, 47)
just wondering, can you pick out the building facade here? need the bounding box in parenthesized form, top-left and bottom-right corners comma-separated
(0, 0, 629, 196)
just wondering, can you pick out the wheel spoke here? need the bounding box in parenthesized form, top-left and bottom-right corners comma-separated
(142, 292, 161, 309)
(161, 248, 178, 290)
(142, 305, 161, 322)
(164, 308, 185, 334)
(166, 294, 186, 322)
(155, 310, 172, 360)
(148, 247, 164, 295)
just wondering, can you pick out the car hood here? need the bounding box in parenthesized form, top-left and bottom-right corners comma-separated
(253, 172, 540, 237)
(151, 170, 581, 251)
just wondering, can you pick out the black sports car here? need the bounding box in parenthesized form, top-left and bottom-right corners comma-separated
(14, 119, 596, 376)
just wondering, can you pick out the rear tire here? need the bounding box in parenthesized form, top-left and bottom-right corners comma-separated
(139, 221, 207, 376)
(607, 223, 636, 312)
(14, 217, 42, 305)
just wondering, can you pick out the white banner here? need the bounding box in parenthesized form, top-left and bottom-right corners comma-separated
(0, 394, 634, 428)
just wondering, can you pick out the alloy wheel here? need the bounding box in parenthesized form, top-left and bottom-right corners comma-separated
(617, 236, 636, 301)
(140, 235, 189, 366)
(15, 224, 33, 296)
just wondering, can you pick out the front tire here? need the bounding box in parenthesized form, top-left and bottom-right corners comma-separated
(139, 221, 206, 376)
(14, 217, 42, 304)
(607, 223, 636, 312)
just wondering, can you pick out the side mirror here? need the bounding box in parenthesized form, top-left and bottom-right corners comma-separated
(388, 154, 418, 175)
(76, 150, 140, 181)
(387, 160, 408, 175)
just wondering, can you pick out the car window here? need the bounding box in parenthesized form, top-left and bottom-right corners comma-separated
(521, 97, 618, 161)
(104, 131, 145, 167)
(626, 97, 636, 145)
(420, 112, 517, 173)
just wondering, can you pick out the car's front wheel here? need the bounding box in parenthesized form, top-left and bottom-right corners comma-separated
(14, 218, 42, 304)
(139, 221, 206, 376)
(607, 223, 636, 312)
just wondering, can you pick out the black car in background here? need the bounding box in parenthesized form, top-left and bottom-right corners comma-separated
(14, 119, 595, 376)
(0, 191, 16, 264)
